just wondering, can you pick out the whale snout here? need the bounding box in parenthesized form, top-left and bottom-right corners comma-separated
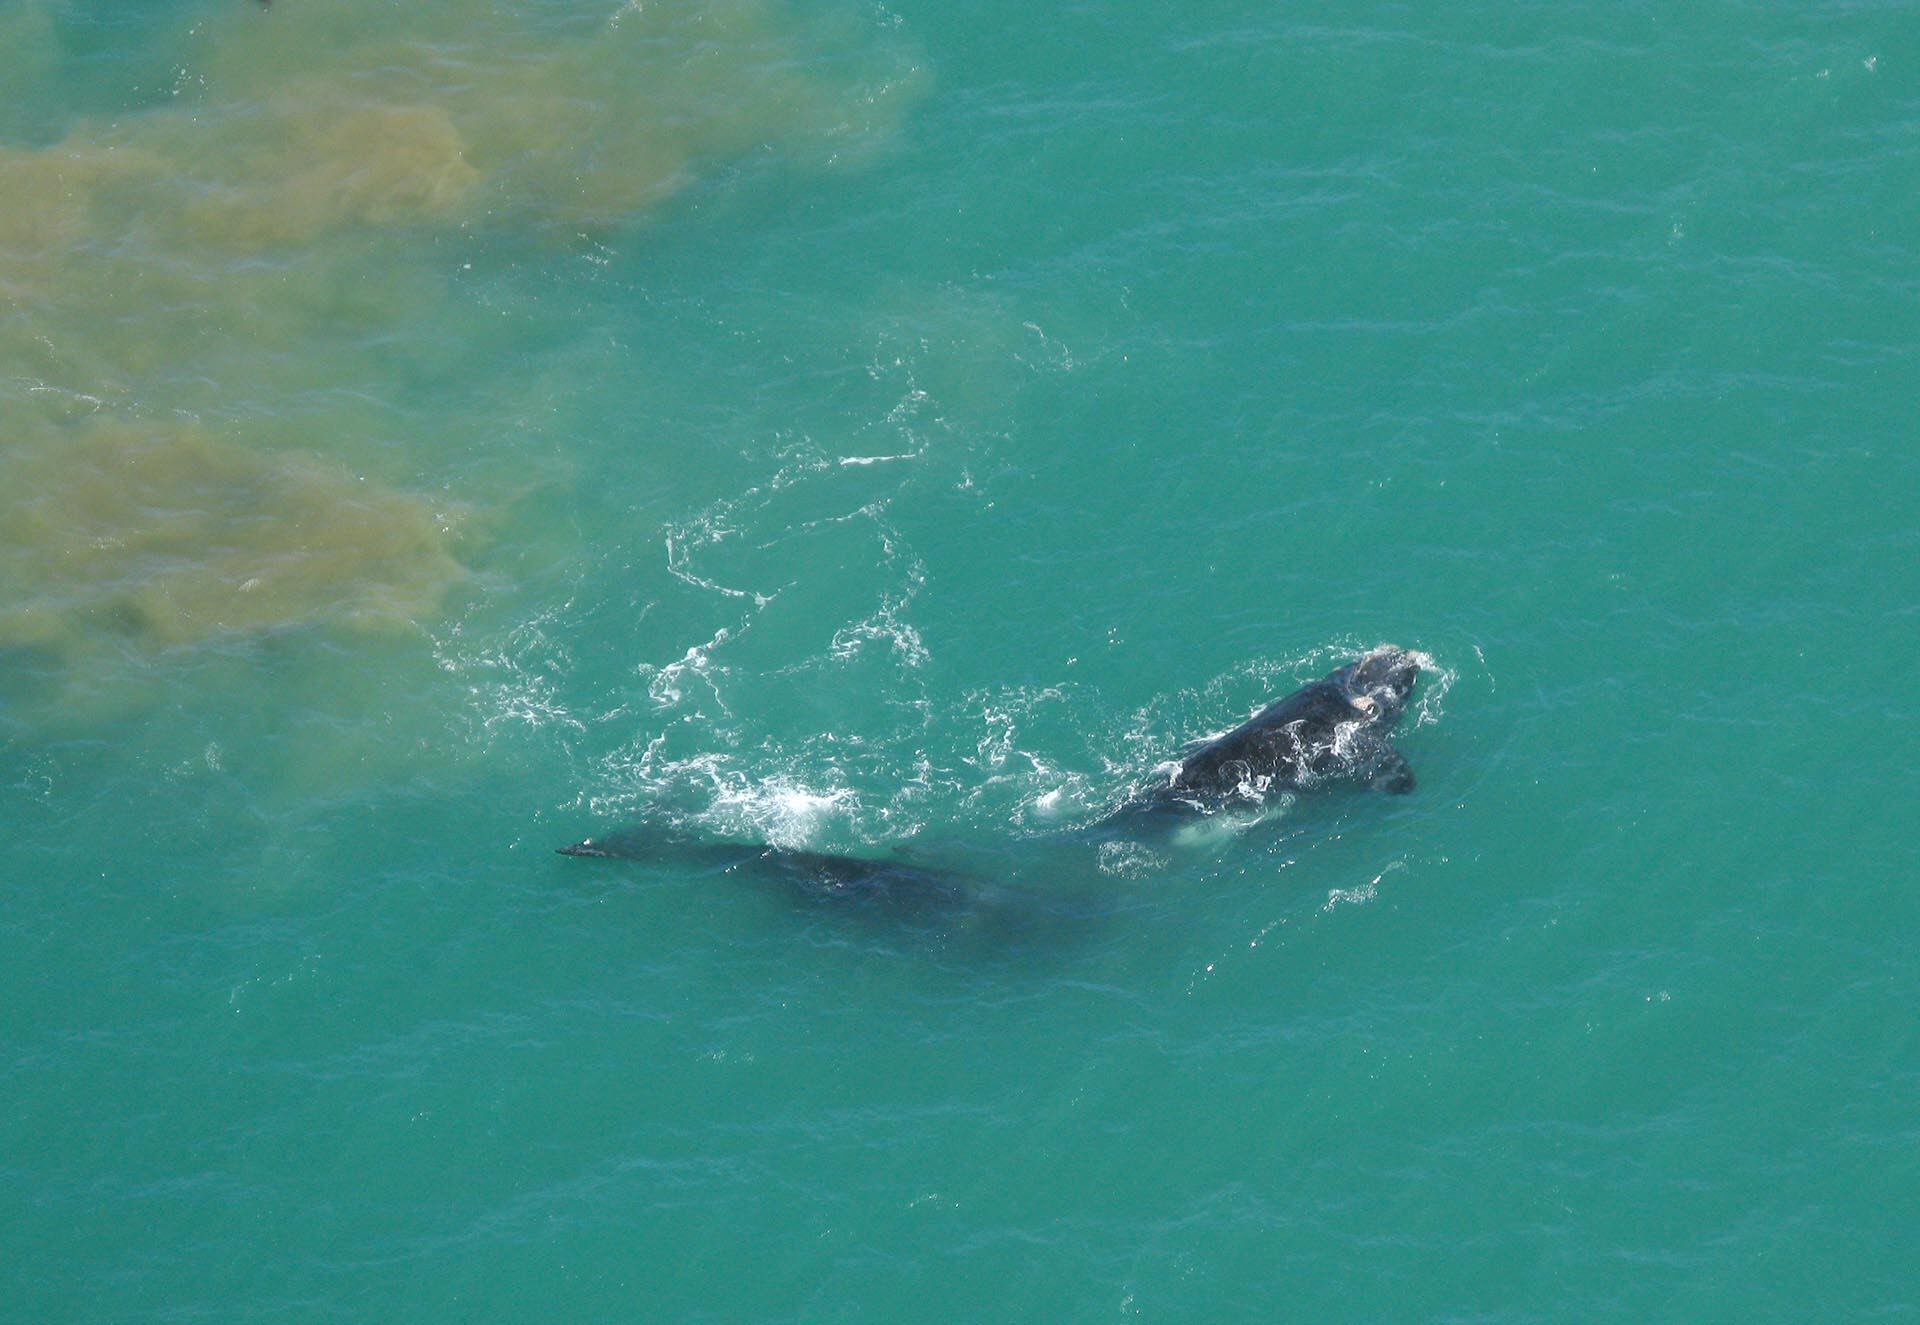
(1343, 644, 1422, 718)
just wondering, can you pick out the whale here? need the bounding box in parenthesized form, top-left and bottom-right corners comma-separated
(1109, 644, 1423, 822)
(557, 831, 974, 921)
(557, 645, 1427, 922)
(554, 828, 1104, 945)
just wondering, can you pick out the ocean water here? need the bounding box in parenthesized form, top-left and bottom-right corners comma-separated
(3, 0, 1916, 1319)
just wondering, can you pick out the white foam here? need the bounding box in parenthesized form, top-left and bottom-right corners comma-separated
(431, 602, 591, 750)
(830, 597, 928, 667)
(1097, 840, 1166, 878)
(719, 777, 854, 849)
(1323, 859, 1406, 913)
(1403, 648, 1456, 731)
(644, 625, 733, 710)
(640, 760, 859, 850)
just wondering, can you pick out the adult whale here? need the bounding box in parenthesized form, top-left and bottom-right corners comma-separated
(1108, 644, 1424, 823)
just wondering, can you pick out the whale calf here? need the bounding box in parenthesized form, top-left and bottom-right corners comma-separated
(557, 831, 975, 922)
(555, 829, 1103, 945)
(1111, 644, 1423, 822)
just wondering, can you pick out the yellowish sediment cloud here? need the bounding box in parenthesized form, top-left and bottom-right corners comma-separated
(0, 0, 922, 668)
(0, 418, 467, 651)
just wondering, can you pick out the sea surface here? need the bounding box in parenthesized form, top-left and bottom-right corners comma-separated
(3, 1, 1916, 1320)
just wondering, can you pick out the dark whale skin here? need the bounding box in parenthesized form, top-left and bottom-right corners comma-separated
(1120, 644, 1422, 816)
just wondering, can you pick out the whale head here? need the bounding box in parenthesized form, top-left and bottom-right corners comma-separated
(1335, 644, 1422, 726)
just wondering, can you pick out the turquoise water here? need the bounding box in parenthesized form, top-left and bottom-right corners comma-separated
(4, 1, 1917, 1319)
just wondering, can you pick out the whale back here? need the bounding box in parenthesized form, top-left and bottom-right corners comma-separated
(1169, 680, 1355, 796)
(1120, 646, 1421, 814)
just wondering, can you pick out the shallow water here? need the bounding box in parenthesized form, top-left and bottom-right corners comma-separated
(4, 1, 1917, 1320)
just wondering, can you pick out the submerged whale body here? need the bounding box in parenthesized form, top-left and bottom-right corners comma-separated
(555, 831, 1104, 946)
(1113, 644, 1423, 820)
(557, 832, 975, 921)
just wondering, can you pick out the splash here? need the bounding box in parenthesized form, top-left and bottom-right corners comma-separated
(1400, 647, 1455, 730)
(583, 738, 870, 852)
(712, 776, 858, 850)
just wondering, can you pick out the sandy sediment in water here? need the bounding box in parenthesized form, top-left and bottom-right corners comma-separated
(0, 0, 921, 672)
(0, 419, 467, 652)
(0, 0, 922, 251)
